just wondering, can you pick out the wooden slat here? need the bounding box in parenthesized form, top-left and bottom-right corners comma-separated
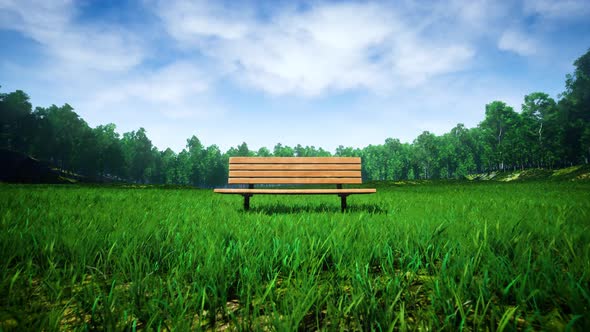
(230, 164, 361, 170)
(230, 157, 360, 164)
(229, 171, 361, 178)
(228, 177, 362, 184)
(214, 188, 376, 194)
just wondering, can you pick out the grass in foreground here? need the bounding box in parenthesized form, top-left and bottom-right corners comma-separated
(1, 181, 589, 330)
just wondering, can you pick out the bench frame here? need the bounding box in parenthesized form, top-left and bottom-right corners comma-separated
(214, 157, 376, 211)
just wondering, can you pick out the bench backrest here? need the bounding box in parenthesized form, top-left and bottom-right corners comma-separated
(228, 157, 362, 184)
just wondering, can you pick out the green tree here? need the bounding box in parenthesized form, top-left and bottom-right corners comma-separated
(449, 124, 478, 176)
(361, 144, 384, 180)
(256, 147, 272, 157)
(33, 104, 92, 172)
(0, 89, 34, 152)
(479, 101, 519, 170)
(273, 143, 294, 157)
(413, 131, 439, 179)
(186, 135, 205, 186)
(202, 145, 227, 187)
(521, 92, 560, 167)
(122, 128, 155, 183)
(438, 133, 456, 178)
(94, 124, 125, 179)
(383, 138, 406, 180)
(335, 145, 360, 157)
(160, 148, 178, 184)
(176, 149, 192, 185)
(560, 48, 590, 163)
(148, 146, 164, 183)
(236, 142, 252, 157)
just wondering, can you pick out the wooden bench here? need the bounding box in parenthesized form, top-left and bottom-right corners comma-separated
(214, 157, 376, 211)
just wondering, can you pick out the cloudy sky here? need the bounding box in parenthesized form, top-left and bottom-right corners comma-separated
(1, 0, 589, 153)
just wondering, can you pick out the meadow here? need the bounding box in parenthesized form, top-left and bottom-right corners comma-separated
(0, 180, 589, 331)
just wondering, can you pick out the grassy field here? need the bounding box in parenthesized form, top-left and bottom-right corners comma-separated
(1, 181, 589, 331)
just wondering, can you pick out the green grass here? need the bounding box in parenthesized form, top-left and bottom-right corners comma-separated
(1, 181, 589, 330)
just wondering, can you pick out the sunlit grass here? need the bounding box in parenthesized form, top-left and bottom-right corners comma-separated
(1, 181, 589, 330)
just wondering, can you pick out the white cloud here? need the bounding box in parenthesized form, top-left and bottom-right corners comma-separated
(423, 0, 510, 34)
(95, 62, 208, 107)
(498, 29, 538, 56)
(390, 40, 474, 86)
(156, 0, 251, 42)
(154, 1, 475, 96)
(0, 0, 145, 72)
(224, 3, 394, 96)
(523, 0, 590, 19)
(85, 62, 218, 119)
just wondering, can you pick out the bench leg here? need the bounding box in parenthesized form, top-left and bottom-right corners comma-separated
(340, 194, 347, 212)
(243, 194, 251, 210)
(243, 184, 254, 211)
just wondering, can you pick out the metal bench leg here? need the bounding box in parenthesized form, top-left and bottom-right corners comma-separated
(340, 194, 347, 212)
(243, 184, 254, 211)
(243, 194, 251, 211)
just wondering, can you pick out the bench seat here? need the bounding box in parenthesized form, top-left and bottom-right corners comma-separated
(214, 188, 376, 194)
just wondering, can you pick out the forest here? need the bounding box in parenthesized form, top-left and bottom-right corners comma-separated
(1, 49, 589, 186)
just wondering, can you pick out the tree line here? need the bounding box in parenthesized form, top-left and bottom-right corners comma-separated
(1, 49, 589, 186)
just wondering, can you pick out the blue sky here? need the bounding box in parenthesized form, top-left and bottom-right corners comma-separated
(1, 0, 589, 153)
